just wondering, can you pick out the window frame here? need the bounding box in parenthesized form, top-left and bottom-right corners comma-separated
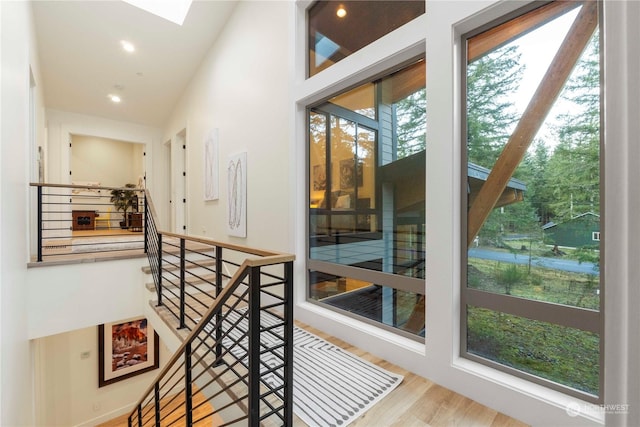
(459, 0, 604, 403)
(305, 58, 427, 341)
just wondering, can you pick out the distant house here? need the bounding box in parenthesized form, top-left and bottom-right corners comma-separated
(542, 212, 601, 248)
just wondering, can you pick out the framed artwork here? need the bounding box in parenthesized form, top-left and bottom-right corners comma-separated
(37, 146, 45, 183)
(313, 164, 326, 190)
(98, 316, 159, 387)
(227, 151, 247, 237)
(340, 159, 363, 189)
(204, 129, 219, 201)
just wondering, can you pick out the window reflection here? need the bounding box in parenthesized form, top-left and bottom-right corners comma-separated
(308, 60, 426, 337)
(308, 1, 425, 77)
(308, 271, 425, 336)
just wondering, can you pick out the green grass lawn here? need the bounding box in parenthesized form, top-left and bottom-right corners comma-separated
(466, 251, 600, 396)
(468, 258, 599, 310)
(467, 306, 600, 395)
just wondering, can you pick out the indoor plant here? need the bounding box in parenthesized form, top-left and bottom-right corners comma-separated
(110, 183, 137, 229)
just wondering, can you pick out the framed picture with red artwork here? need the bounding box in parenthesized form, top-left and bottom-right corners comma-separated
(98, 316, 159, 387)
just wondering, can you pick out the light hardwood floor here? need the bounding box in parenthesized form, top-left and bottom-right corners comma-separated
(298, 322, 528, 427)
(99, 318, 528, 427)
(97, 388, 223, 427)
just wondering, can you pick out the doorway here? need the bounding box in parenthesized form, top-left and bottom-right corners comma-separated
(171, 129, 187, 233)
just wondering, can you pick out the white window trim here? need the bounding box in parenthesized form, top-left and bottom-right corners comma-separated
(291, 0, 638, 425)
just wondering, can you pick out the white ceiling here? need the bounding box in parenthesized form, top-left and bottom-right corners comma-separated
(31, 0, 237, 128)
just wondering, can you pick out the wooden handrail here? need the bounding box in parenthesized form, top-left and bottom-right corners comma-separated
(130, 253, 292, 414)
(131, 265, 250, 411)
(131, 189, 295, 419)
(159, 231, 292, 259)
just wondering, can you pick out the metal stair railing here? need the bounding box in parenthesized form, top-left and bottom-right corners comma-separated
(143, 189, 161, 291)
(30, 182, 147, 262)
(133, 191, 295, 426)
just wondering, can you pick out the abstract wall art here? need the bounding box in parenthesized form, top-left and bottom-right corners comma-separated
(227, 151, 247, 237)
(204, 128, 219, 201)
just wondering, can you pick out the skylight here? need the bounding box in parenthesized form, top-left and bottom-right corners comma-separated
(314, 32, 340, 68)
(123, 0, 193, 26)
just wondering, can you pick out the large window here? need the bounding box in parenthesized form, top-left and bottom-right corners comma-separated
(462, 1, 602, 401)
(307, 0, 425, 77)
(308, 60, 426, 338)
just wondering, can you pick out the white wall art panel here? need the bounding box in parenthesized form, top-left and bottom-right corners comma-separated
(204, 128, 219, 201)
(227, 151, 246, 237)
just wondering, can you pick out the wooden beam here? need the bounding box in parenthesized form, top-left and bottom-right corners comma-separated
(468, 1, 582, 62)
(389, 60, 426, 103)
(467, 1, 598, 247)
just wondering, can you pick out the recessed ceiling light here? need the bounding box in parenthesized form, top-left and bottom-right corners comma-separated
(120, 40, 135, 53)
(336, 5, 347, 18)
(109, 94, 121, 103)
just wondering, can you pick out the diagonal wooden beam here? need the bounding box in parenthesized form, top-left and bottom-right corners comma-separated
(467, 1, 598, 248)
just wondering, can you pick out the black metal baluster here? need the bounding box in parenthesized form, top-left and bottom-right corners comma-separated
(143, 193, 148, 254)
(154, 382, 161, 426)
(248, 266, 261, 426)
(185, 343, 193, 426)
(157, 233, 163, 307)
(179, 238, 186, 329)
(215, 245, 223, 365)
(37, 185, 43, 262)
(284, 261, 294, 425)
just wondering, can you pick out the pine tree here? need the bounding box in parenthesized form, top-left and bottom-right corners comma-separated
(467, 45, 523, 169)
(395, 88, 426, 159)
(545, 33, 600, 221)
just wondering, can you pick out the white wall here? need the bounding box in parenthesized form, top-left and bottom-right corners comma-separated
(162, 0, 292, 252)
(0, 1, 46, 425)
(71, 135, 144, 188)
(36, 325, 171, 426)
(27, 259, 175, 426)
(26, 259, 148, 339)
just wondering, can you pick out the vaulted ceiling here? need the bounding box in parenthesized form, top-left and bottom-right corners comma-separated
(31, 1, 237, 127)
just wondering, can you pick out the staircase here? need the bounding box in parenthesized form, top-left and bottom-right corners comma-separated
(127, 191, 295, 427)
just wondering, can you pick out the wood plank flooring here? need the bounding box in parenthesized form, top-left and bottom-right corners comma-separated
(96, 241, 528, 427)
(99, 313, 528, 426)
(299, 321, 528, 427)
(97, 388, 223, 427)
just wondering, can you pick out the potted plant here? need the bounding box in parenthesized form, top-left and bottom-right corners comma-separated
(110, 183, 137, 229)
